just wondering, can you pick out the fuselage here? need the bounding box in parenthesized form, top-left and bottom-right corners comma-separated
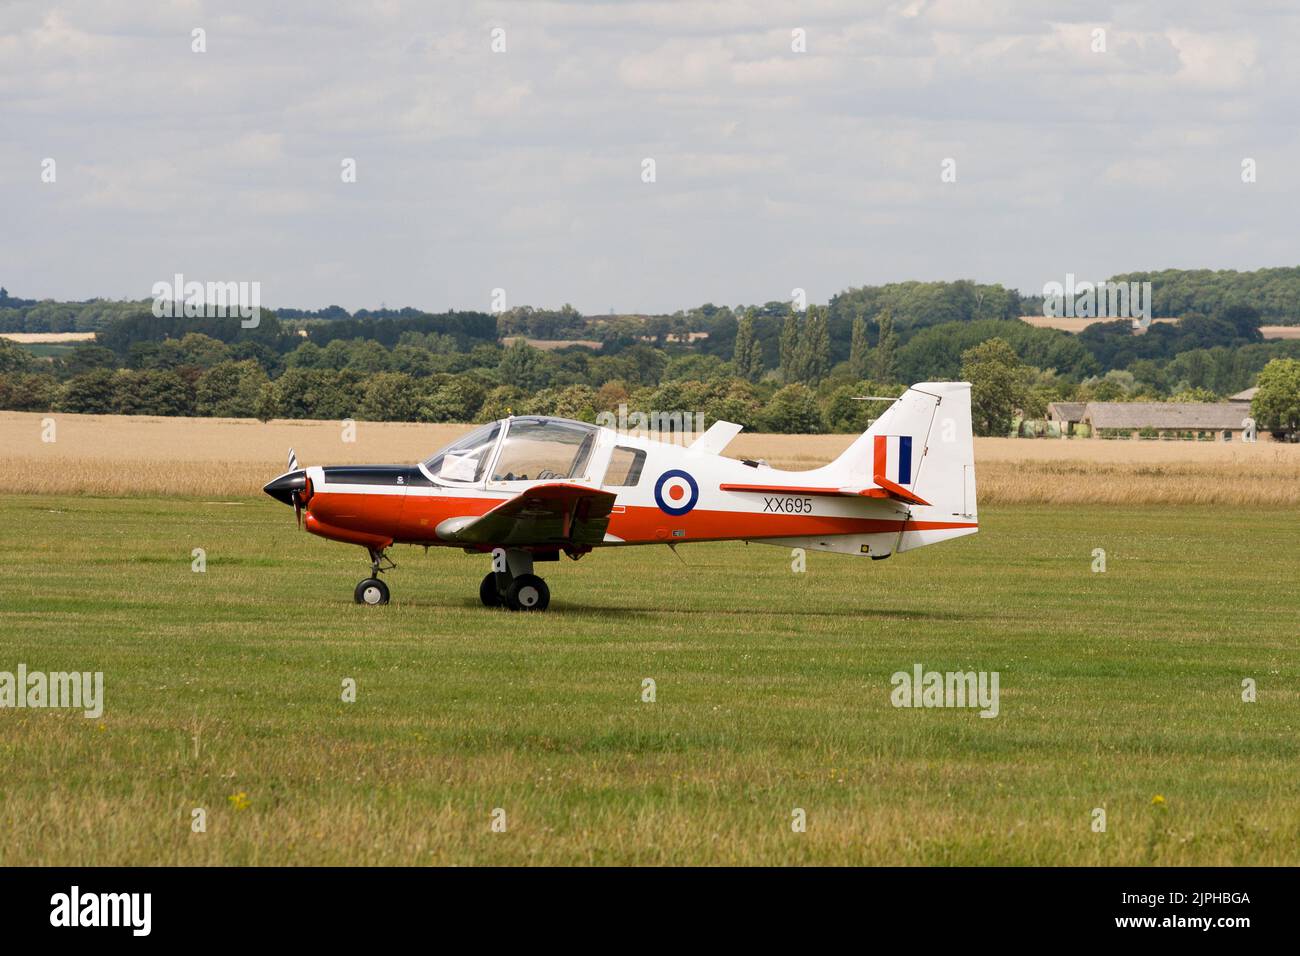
(267, 415, 978, 557)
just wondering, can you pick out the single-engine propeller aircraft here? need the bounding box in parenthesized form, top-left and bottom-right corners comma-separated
(263, 381, 978, 611)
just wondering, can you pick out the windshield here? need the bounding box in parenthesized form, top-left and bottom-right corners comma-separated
(422, 422, 500, 483)
(491, 418, 596, 482)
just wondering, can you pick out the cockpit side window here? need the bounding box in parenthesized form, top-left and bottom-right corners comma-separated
(604, 446, 646, 487)
(423, 422, 500, 483)
(491, 419, 596, 482)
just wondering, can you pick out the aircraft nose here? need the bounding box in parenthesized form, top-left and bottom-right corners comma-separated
(263, 470, 307, 506)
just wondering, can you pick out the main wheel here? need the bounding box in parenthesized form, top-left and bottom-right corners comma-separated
(505, 574, 549, 612)
(479, 572, 504, 607)
(354, 577, 390, 606)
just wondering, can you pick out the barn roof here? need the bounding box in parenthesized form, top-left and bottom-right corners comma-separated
(1047, 402, 1086, 422)
(1082, 402, 1249, 430)
(1229, 387, 1258, 402)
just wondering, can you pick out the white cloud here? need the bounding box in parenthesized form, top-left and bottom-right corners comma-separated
(2, 0, 1299, 312)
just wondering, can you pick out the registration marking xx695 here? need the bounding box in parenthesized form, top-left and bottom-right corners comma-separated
(762, 496, 814, 514)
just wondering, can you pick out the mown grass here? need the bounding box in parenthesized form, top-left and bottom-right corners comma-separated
(0, 496, 1296, 865)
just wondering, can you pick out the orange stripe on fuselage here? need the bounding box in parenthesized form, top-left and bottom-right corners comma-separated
(303, 489, 976, 548)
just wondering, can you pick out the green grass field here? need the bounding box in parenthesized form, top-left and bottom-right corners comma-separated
(0, 495, 1296, 865)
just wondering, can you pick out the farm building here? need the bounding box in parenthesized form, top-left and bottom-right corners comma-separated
(1047, 402, 1087, 432)
(1080, 402, 1257, 441)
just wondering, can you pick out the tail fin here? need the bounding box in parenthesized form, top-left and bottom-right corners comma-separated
(828, 382, 977, 534)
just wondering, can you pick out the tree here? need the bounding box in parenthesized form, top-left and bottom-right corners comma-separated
(284, 341, 328, 369)
(59, 369, 119, 414)
(849, 315, 870, 381)
(195, 360, 270, 418)
(779, 312, 801, 382)
(113, 370, 196, 416)
(1219, 304, 1263, 341)
(732, 311, 763, 382)
(960, 337, 1026, 437)
(761, 383, 822, 433)
(550, 384, 599, 421)
(165, 332, 232, 369)
(57, 344, 117, 378)
(254, 381, 277, 422)
(1170, 386, 1219, 403)
(702, 379, 762, 429)
(1252, 358, 1300, 437)
(0, 338, 34, 374)
(0, 372, 58, 411)
(476, 384, 527, 422)
(797, 307, 830, 385)
(273, 367, 361, 420)
(420, 377, 487, 423)
(497, 338, 549, 392)
(356, 372, 422, 421)
(872, 309, 898, 383)
(823, 381, 899, 432)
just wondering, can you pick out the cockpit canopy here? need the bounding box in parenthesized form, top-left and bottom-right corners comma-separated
(422, 417, 598, 484)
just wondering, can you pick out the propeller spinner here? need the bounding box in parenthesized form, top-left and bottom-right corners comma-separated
(263, 448, 309, 528)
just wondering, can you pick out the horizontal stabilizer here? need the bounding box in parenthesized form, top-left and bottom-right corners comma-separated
(689, 420, 744, 455)
(718, 482, 930, 506)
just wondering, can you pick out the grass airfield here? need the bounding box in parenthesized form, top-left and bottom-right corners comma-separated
(1, 495, 1296, 865)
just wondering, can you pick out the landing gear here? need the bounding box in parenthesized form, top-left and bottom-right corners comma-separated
(479, 572, 503, 608)
(506, 574, 549, 612)
(354, 547, 395, 606)
(482, 549, 551, 611)
(354, 577, 390, 605)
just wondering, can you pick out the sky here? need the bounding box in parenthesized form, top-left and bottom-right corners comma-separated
(3, 0, 1299, 315)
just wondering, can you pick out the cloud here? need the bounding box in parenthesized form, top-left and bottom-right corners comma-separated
(2, 0, 1299, 312)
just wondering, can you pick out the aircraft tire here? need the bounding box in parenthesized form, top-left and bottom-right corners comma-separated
(479, 572, 504, 607)
(354, 577, 390, 606)
(505, 574, 549, 612)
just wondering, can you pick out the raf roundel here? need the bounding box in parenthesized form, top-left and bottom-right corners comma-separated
(654, 469, 699, 516)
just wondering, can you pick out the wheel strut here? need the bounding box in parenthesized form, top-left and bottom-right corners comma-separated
(367, 547, 396, 577)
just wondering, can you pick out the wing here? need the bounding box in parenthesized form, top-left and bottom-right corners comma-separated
(436, 482, 617, 547)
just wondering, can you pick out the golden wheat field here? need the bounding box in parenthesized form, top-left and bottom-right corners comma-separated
(1, 410, 1297, 505)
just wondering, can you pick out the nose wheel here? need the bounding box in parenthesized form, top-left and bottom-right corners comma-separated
(354, 547, 395, 606)
(354, 577, 390, 606)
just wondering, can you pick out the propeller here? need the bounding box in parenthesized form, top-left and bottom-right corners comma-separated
(289, 448, 302, 527)
(262, 448, 309, 529)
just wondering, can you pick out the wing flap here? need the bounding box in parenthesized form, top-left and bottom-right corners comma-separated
(437, 482, 617, 547)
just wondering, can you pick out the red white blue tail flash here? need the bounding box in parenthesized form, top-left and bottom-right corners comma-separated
(874, 435, 914, 486)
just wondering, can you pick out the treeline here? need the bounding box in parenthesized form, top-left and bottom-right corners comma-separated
(1107, 268, 1300, 324)
(4, 272, 1300, 433)
(0, 330, 900, 433)
(4, 316, 1298, 434)
(8, 265, 1300, 337)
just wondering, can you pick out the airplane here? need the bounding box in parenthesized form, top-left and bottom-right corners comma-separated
(262, 381, 979, 611)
